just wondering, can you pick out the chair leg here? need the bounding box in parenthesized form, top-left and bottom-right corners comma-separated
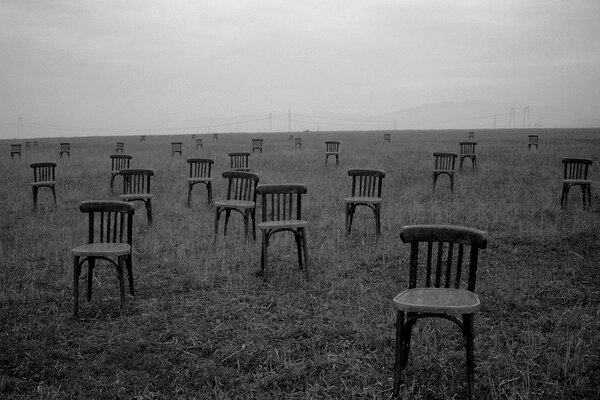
(432, 173, 437, 191)
(224, 209, 231, 236)
(51, 185, 57, 208)
(561, 184, 569, 209)
(207, 182, 213, 205)
(87, 257, 96, 302)
(110, 174, 115, 192)
(472, 156, 477, 171)
(187, 183, 192, 207)
(251, 209, 256, 240)
(213, 207, 221, 243)
(393, 311, 406, 397)
(463, 313, 476, 400)
(126, 254, 134, 296)
(374, 204, 381, 237)
(348, 205, 355, 235)
(336, 155, 339, 165)
(73, 255, 81, 316)
(146, 199, 153, 225)
(295, 231, 304, 271)
(345, 203, 351, 235)
(300, 228, 309, 281)
(117, 256, 126, 311)
(243, 210, 249, 243)
(32, 187, 38, 211)
(459, 157, 464, 171)
(450, 174, 455, 193)
(262, 232, 270, 281)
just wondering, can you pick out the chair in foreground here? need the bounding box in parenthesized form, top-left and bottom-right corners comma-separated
(528, 135, 539, 150)
(72, 200, 135, 316)
(345, 168, 385, 237)
(392, 224, 488, 399)
(119, 168, 154, 224)
(59, 142, 71, 158)
(229, 152, 250, 171)
(30, 162, 57, 211)
(214, 171, 259, 243)
(187, 158, 214, 206)
(325, 141, 340, 165)
(171, 142, 182, 156)
(432, 152, 457, 193)
(459, 142, 477, 171)
(257, 184, 309, 281)
(384, 133, 391, 143)
(294, 137, 302, 147)
(116, 142, 124, 152)
(252, 138, 263, 153)
(561, 157, 592, 209)
(109, 154, 132, 192)
(10, 144, 22, 158)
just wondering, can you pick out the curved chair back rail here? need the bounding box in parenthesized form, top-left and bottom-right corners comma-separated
(223, 170, 259, 201)
(110, 154, 132, 171)
(257, 184, 307, 221)
(120, 169, 154, 194)
(459, 142, 477, 155)
(31, 162, 57, 182)
(229, 152, 251, 171)
(433, 152, 457, 170)
(562, 157, 592, 180)
(347, 168, 385, 197)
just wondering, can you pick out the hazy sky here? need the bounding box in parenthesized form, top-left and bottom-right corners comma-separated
(1, 0, 599, 138)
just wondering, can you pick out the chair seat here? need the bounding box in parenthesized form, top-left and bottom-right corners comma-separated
(214, 200, 255, 210)
(326, 152, 339, 155)
(393, 288, 481, 314)
(433, 169, 455, 174)
(187, 177, 213, 183)
(344, 196, 382, 204)
(563, 179, 592, 185)
(120, 193, 154, 201)
(258, 219, 308, 230)
(72, 242, 131, 257)
(31, 181, 56, 186)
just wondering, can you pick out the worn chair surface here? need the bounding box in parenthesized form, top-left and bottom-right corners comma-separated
(229, 152, 251, 171)
(30, 162, 57, 210)
(187, 158, 214, 206)
(561, 157, 592, 209)
(119, 168, 154, 224)
(432, 152, 457, 192)
(459, 142, 477, 171)
(109, 154, 132, 192)
(344, 168, 385, 237)
(325, 141, 340, 165)
(214, 171, 259, 242)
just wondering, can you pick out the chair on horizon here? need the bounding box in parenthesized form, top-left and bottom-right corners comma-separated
(171, 142, 182, 156)
(252, 138, 263, 153)
(345, 169, 385, 237)
(468, 131, 475, 140)
(195, 138, 203, 149)
(72, 200, 135, 316)
(140, 135, 146, 142)
(433, 152, 457, 193)
(213, 133, 218, 140)
(10, 144, 22, 158)
(257, 184, 309, 281)
(459, 142, 477, 171)
(289, 134, 294, 141)
(187, 158, 214, 206)
(119, 168, 154, 224)
(191, 134, 196, 139)
(560, 158, 592, 209)
(392, 224, 488, 400)
(59, 143, 71, 158)
(229, 152, 250, 171)
(116, 142, 124, 152)
(30, 162, 57, 211)
(294, 137, 302, 147)
(384, 133, 391, 143)
(33, 141, 38, 147)
(325, 141, 340, 165)
(528, 135, 539, 150)
(110, 154, 132, 192)
(25, 141, 31, 149)
(213, 171, 259, 243)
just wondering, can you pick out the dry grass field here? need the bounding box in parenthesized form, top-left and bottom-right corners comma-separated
(1, 129, 599, 399)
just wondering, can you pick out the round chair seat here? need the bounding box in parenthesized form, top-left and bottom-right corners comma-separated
(72, 242, 131, 257)
(344, 196, 382, 204)
(31, 181, 56, 186)
(393, 288, 481, 314)
(187, 177, 212, 183)
(214, 200, 255, 209)
(563, 179, 592, 184)
(120, 193, 154, 200)
(258, 220, 308, 230)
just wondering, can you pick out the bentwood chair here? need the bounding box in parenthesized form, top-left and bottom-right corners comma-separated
(187, 158, 214, 206)
(289, 134, 294, 142)
(116, 142, 124, 152)
(30, 162, 57, 211)
(119, 168, 154, 224)
(384, 134, 391, 143)
(72, 200, 135, 316)
(432, 152, 457, 193)
(325, 141, 340, 165)
(171, 142, 183, 156)
(468, 131, 475, 140)
(59, 143, 70, 158)
(459, 142, 477, 171)
(295, 138, 302, 147)
(528, 135, 539, 150)
(10, 144, 22, 158)
(214, 171, 259, 243)
(229, 152, 251, 171)
(345, 169, 385, 237)
(560, 158, 592, 209)
(109, 154, 132, 192)
(195, 138, 203, 149)
(257, 184, 309, 281)
(252, 138, 263, 153)
(393, 225, 488, 400)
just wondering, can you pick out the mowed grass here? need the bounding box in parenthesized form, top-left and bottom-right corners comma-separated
(1, 129, 599, 399)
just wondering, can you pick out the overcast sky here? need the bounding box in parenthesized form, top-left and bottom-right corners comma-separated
(1, 0, 599, 138)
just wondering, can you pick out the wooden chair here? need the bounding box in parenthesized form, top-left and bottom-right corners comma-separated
(528, 135, 539, 150)
(195, 138, 203, 149)
(116, 142, 124, 152)
(213, 171, 259, 243)
(109, 154, 132, 192)
(289, 134, 294, 141)
(119, 168, 154, 224)
(384, 133, 391, 143)
(432, 152, 457, 193)
(459, 142, 477, 171)
(393, 224, 488, 399)
(325, 141, 340, 165)
(72, 200, 135, 316)
(345, 169, 385, 237)
(171, 142, 182, 156)
(25, 141, 31, 149)
(252, 138, 263, 153)
(257, 184, 309, 281)
(187, 158, 214, 206)
(59, 143, 70, 158)
(10, 144, 21, 158)
(468, 131, 475, 140)
(33, 141, 38, 147)
(30, 162, 57, 211)
(561, 158, 592, 209)
(229, 152, 250, 171)
(213, 133, 218, 140)
(140, 135, 145, 142)
(294, 137, 302, 147)
(191, 134, 196, 139)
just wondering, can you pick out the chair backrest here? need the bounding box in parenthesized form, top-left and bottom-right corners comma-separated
(11, 144, 21, 152)
(459, 142, 477, 155)
(326, 141, 340, 152)
(196, 138, 202, 146)
(433, 152, 457, 171)
(348, 168, 385, 198)
(188, 158, 214, 178)
(528, 135, 539, 144)
(252, 139, 263, 146)
(116, 142, 124, 151)
(110, 154, 132, 172)
(384, 134, 391, 140)
(120, 168, 154, 194)
(257, 184, 306, 222)
(60, 143, 70, 151)
(25, 141, 31, 148)
(295, 138, 301, 144)
(468, 131, 475, 140)
(171, 142, 182, 151)
(213, 133, 218, 140)
(562, 158, 592, 180)
(400, 225, 487, 292)
(79, 200, 134, 245)
(229, 152, 250, 170)
(289, 135, 294, 141)
(31, 162, 56, 182)
(223, 171, 259, 202)
(140, 135, 146, 141)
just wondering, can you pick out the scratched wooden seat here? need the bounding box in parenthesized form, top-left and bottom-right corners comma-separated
(116, 142, 124, 152)
(195, 138, 203, 149)
(289, 134, 294, 141)
(25, 141, 31, 149)
(252, 138, 263, 153)
(432, 152, 457, 193)
(229, 152, 251, 171)
(325, 141, 340, 165)
(257, 184, 309, 281)
(459, 142, 477, 171)
(528, 135, 539, 150)
(384, 133, 391, 143)
(561, 157, 592, 209)
(171, 142, 182, 156)
(468, 131, 475, 140)
(187, 158, 214, 206)
(345, 168, 385, 237)
(10, 144, 22, 158)
(214, 171, 259, 243)
(392, 224, 488, 400)
(59, 142, 70, 158)
(294, 137, 302, 147)
(109, 154, 132, 192)
(30, 162, 57, 211)
(119, 168, 154, 224)
(72, 200, 135, 316)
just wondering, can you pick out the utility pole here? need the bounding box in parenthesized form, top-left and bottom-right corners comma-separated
(18, 116, 23, 139)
